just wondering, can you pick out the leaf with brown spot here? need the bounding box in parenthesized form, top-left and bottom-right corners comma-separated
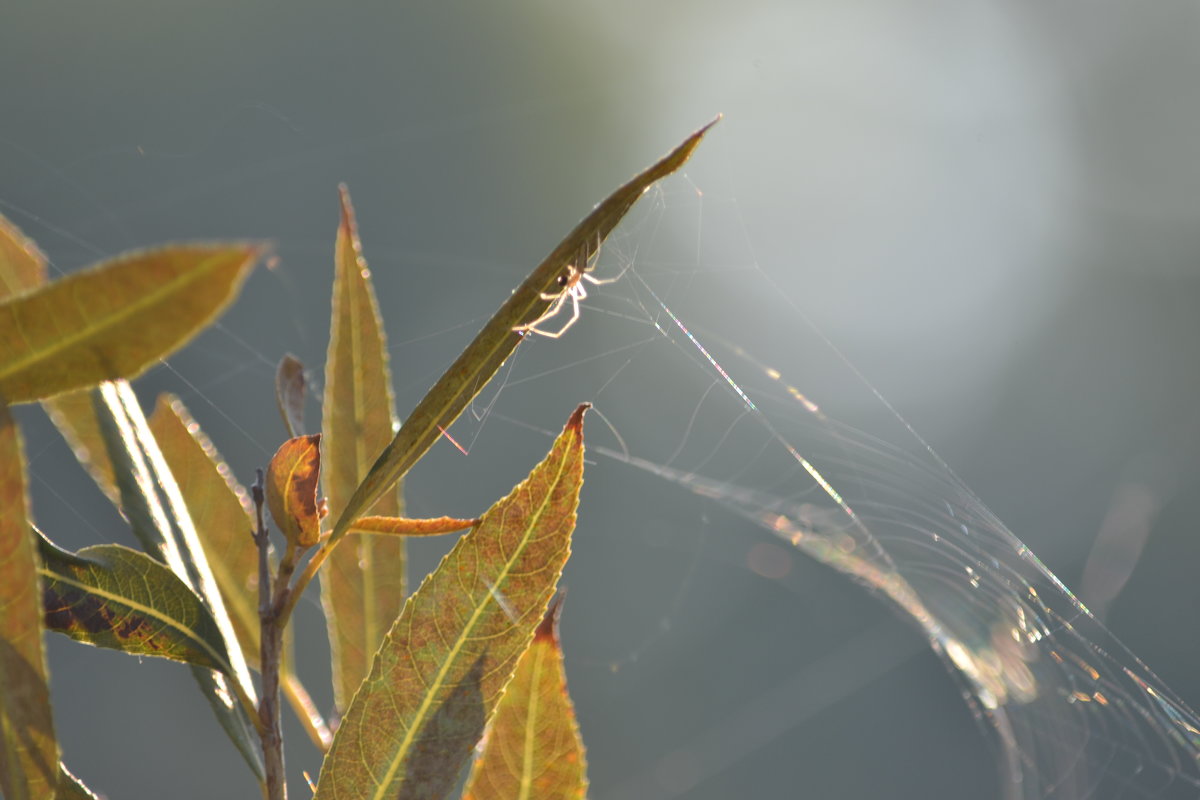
(0, 401, 59, 800)
(320, 184, 408, 715)
(36, 527, 237, 674)
(267, 434, 323, 549)
(276, 353, 307, 437)
(314, 404, 589, 800)
(462, 596, 587, 800)
(348, 515, 478, 537)
(0, 243, 261, 404)
(330, 119, 717, 545)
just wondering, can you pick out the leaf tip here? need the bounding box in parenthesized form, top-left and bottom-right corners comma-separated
(565, 403, 591, 436)
(535, 591, 565, 644)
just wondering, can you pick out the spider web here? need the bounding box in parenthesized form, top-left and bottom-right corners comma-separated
(8, 157, 1200, 800)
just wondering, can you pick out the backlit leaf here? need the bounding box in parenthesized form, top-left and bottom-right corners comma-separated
(330, 119, 717, 543)
(276, 353, 307, 437)
(57, 763, 100, 800)
(348, 515, 478, 537)
(0, 402, 58, 800)
(0, 216, 120, 508)
(0, 243, 260, 403)
(266, 434, 323, 549)
(315, 404, 589, 800)
(320, 185, 407, 715)
(148, 394, 260, 662)
(462, 596, 587, 800)
(92, 381, 264, 780)
(0, 213, 45, 298)
(36, 527, 236, 674)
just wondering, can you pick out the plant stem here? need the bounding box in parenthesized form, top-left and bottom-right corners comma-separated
(252, 470, 287, 800)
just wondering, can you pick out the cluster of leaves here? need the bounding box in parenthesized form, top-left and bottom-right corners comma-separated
(0, 120, 716, 799)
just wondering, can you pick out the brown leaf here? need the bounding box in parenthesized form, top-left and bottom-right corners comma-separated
(266, 434, 324, 549)
(275, 353, 307, 437)
(462, 595, 587, 800)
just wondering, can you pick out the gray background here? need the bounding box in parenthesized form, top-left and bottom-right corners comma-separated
(4, 2, 1200, 798)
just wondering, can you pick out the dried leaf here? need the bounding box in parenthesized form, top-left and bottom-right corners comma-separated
(276, 353, 307, 437)
(462, 596, 587, 800)
(0, 243, 260, 403)
(320, 185, 407, 714)
(314, 404, 589, 800)
(36, 527, 237, 673)
(330, 119, 717, 544)
(0, 402, 58, 800)
(266, 434, 323, 549)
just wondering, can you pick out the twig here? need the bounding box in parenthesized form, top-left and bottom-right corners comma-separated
(252, 470, 288, 800)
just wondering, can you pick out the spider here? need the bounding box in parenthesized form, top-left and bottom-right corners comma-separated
(512, 242, 626, 339)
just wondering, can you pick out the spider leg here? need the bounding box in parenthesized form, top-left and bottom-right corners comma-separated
(581, 258, 632, 287)
(513, 289, 568, 334)
(516, 289, 581, 339)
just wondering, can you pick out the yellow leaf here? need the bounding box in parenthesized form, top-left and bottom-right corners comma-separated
(0, 243, 260, 403)
(0, 402, 59, 799)
(320, 185, 407, 714)
(462, 596, 587, 800)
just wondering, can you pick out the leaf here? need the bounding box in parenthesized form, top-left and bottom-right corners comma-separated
(330, 118, 718, 543)
(266, 434, 324, 549)
(36, 527, 238, 673)
(44, 389, 121, 505)
(276, 353, 307, 437)
(91, 381, 265, 780)
(57, 763, 101, 800)
(461, 596, 587, 800)
(320, 184, 408, 715)
(148, 394, 260, 664)
(315, 404, 589, 800)
(0, 213, 46, 298)
(348, 515, 478, 537)
(0, 243, 261, 404)
(0, 402, 59, 800)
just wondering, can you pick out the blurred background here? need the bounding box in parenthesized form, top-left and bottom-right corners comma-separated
(4, 2, 1200, 798)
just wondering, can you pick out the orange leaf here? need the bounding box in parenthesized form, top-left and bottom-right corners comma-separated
(348, 515, 478, 537)
(266, 434, 323, 548)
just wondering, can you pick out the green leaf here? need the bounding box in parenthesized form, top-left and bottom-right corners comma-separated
(315, 404, 589, 800)
(320, 184, 408, 715)
(462, 596, 587, 800)
(57, 763, 101, 800)
(0, 402, 59, 800)
(147, 394, 261, 665)
(275, 353, 308, 437)
(44, 388, 121, 505)
(0, 243, 261, 403)
(330, 118, 717, 544)
(36, 528, 238, 673)
(91, 381, 265, 781)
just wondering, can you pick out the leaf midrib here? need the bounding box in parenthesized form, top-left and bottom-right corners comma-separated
(0, 251, 238, 382)
(369, 446, 571, 800)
